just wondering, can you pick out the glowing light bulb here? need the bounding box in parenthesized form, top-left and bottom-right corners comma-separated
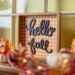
(37, 66, 43, 70)
(23, 59, 27, 63)
(62, 59, 69, 68)
(63, 59, 68, 64)
(26, 70, 32, 74)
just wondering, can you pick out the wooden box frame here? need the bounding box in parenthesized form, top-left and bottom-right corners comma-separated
(18, 13, 61, 58)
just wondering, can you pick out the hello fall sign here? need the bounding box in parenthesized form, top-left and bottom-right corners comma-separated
(19, 13, 60, 58)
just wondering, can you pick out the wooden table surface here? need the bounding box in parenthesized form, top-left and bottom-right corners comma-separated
(0, 63, 20, 75)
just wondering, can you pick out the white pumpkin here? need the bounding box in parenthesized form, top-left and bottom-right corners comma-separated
(46, 51, 70, 68)
(46, 52, 62, 68)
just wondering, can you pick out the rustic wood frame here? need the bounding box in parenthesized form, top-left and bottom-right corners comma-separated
(18, 13, 61, 52)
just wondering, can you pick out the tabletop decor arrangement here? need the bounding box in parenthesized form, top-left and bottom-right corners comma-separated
(0, 37, 75, 75)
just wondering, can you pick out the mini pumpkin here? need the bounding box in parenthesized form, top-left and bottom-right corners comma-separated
(46, 49, 70, 68)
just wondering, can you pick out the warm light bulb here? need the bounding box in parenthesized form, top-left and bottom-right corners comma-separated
(26, 70, 32, 74)
(62, 59, 69, 68)
(37, 66, 43, 70)
(23, 59, 27, 63)
(63, 59, 68, 64)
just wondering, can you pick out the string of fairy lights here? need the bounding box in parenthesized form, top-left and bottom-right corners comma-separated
(17, 54, 69, 75)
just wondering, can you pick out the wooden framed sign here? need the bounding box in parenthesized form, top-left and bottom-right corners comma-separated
(19, 13, 60, 59)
